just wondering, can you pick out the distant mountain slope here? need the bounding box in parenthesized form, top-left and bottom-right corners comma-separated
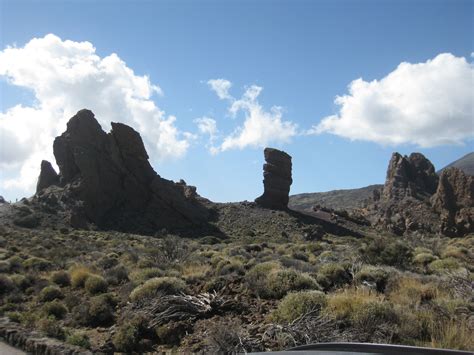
(289, 184, 382, 212)
(438, 152, 474, 175)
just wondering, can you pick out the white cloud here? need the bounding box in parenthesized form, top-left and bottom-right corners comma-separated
(207, 79, 232, 100)
(0, 34, 190, 194)
(206, 80, 297, 152)
(310, 53, 474, 147)
(194, 116, 219, 154)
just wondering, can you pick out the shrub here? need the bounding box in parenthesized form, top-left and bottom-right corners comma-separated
(10, 274, 31, 291)
(70, 266, 93, 288)
(87, 294, 115, 326)
(37, 317, 66, 339)
(267, 269, 319, 299)
(428, 258, 461, 273)
(112, 322, 140, 352)
(23, 257, 52, 271)
(96, 254, 119, 269)
(130, 267, 163, 284)
(216, 259, 245, 276)
(272, 291, 327, 323)
(106, 265, 129, 285)
(7, 256, 23, 272)
(413, 253, 438, 266)
(430, 319, 474, 350)
(354, 265, 390, 292)
(387, 277, 439, 309)
(246, 262, 318, 299)
(0, 260, 10, 273)
(85, 275, 108, 295)
(130, 277, 186, 302)
(0, 275, 14, 295)
(66, 332, 91, 349)
(39, 286, 63, 302)
(50, 270, 71, 287)
(316, 263, 351, 290)
(361, 238, 413, 267)
(42, 301, 67, 319)
(324, 288, 382, 321)
(351, 300, 398, 335)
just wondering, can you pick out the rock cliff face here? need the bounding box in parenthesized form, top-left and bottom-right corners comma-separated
(431, 167, 474, 236)
(255, 148, 292, 210)
(35, 109, 209, 234)
(366, 152, 473, 237)
(382, 152, 438, 200)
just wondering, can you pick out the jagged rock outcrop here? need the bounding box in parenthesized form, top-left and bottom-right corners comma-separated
(365, 152, 473, 237)
(382, 152, 438, 200)
(36, 160, 59, 193)
(431, 167, 474, 236)
(255, 148, 292, 210)
(35, 109, 210, 234)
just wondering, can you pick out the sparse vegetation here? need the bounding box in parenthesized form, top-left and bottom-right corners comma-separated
(0, 225, 472, 352)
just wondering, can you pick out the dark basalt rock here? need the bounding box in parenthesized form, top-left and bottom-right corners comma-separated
(431, 167, 474, 236)
(255, 148, 292, 210)
(37, 109, 209, 234)
(36, 160, 59, 193)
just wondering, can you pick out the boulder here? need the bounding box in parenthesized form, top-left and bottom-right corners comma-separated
(431, 167, 474, 236)
(36, 160, 59, 193)
(255, 148, 292, 209)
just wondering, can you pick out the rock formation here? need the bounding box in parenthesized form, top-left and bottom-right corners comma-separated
(431, 167, 474, 236)
(35, 109, 210, 234)
(36, 160, 59, 193)
(365, 152, 473, 237)
(255, 148, 292, 209)
(382, 152, 438, 200)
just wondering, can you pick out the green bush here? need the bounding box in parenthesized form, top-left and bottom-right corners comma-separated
(272, 291, 327, 323)
(246, 262, 319, 299)
(361, 238, 413, 267)
(0, 275, 14, 295)
(428, 258, 461, 273)
(10, 274, 31, 291)
(316, 263, 351, 290)
(86, 294, 115, 326)
(106, 265, 129, 285)
(130, 267, 163, 284)
(39, 286, 63, 302)
(0, 260, 10, 273)
(42, 301, 67, 319)
(23, 257, 52, 271)
(37, 317, 66, 339)
(112, 322, 140, 352)
(85, 275, 108, 295)
(354, 265, 390, 292)
(413, 253, 438, 266)
(70, 266, 93, 288)
(50, 270, 71, 287)
(7, 256, 23, 272)
(130, 277, 186, 302)
(351, 300, 399, 334)
(66, 332, 91, 349)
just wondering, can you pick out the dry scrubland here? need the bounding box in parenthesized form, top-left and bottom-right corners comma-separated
(0, 223, 473, 353)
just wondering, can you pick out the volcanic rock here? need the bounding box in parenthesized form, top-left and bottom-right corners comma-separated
(255, 148, 292, 209)
(382, 152, 438, 200)
(36, 160, 59, 193)
(36, 109, 209, 234)
(431, 167, 474, 236)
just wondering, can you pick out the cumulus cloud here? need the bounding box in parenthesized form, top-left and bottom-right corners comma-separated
(0, 34, 190, 193)
(207, 79, 232, 100)
(310, 53, 474, 147)
(206, 79, 297, 152)
(194, 116, 219, 154)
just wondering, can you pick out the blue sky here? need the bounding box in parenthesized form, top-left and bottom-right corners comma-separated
(0, 0, 473, 202)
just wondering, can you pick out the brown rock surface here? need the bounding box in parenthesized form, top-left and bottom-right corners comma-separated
(36, 109, 210, 234)
(36, 160, 59, 193)
(431, 167, 474, 236)
(255, 148, 292, 209)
